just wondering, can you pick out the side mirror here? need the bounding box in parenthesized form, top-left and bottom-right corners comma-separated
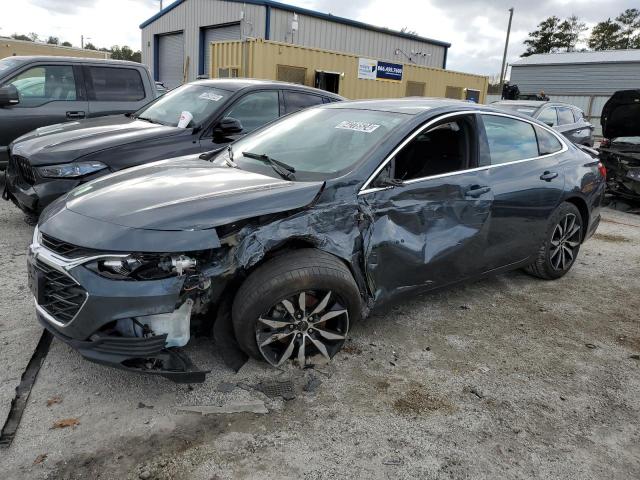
(0, 85, 19, 107)
(544, 121, 554, 127)
(214, 117, 243, 136)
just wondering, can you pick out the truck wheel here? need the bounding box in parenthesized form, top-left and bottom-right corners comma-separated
(232, 249, 361, 367)
(525, 202, 583, 280)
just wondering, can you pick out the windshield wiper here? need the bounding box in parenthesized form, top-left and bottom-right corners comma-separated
(241, 151, 295, 180)
(136, 116, 164, 125)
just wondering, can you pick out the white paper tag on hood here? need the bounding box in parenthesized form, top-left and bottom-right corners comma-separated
(177, 111, 194, 128)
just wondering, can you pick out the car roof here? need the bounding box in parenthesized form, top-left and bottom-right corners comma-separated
(321, 97, 487, 115)
(493, 100, 581, 110)
(5, 56, 145, 67)
(190, 78, 344, 99)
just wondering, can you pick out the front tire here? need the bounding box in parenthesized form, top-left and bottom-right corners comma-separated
(232, 249, 361, 367)
(525, 202, 583, 280)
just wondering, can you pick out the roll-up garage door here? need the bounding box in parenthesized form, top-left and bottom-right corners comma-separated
(158, 32, 184, 89)
(202, 23, 241, 77)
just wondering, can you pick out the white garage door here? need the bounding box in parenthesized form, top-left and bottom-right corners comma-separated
(202, 23, 241, 77)
(158, 32, 184, 89)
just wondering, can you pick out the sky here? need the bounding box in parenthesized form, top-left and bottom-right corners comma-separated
(1, 0, 638, 76)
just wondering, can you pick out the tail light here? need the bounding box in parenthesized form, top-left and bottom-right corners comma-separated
(597, 162, 607, 180)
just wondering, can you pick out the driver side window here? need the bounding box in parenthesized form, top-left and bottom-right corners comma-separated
(376, 114, 475, 185)
(223, 90, 280, 133)
(6, 65, 77, 107)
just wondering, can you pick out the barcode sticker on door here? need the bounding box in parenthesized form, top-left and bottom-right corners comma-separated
(335, 121, 380, 133)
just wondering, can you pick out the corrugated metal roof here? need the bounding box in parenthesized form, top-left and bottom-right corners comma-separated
(139, 0, 451, 48)
(512, 49, 640, 66)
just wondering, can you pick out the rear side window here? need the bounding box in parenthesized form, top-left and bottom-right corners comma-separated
(535, 126, 563, 155)
(283, 91, 324, 114)
(6, 65, 77, 106)
(223, 90, 280, 133)
(482, 115, 539, 165)
(557, 107, 575, 125)
(537, 108, 557, 127)
(87, 67, 145, 101)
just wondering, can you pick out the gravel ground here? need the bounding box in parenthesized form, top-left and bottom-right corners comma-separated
(0, 185, 638, 479)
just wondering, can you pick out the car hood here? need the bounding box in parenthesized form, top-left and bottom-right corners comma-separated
(601, 90, 640, 139)
(10, 115, 188, 166)
(60, 156, 324, 232)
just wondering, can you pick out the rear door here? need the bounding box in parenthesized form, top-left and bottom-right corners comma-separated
(480, 113, 566, 271)
(360, 112, 494, 303)
(1, 63, 88, 144)
(84, 65, 149, 117)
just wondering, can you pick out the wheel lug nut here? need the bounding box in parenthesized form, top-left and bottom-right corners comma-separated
(308, 328, 314, 333)
(297, 333, 302, 338)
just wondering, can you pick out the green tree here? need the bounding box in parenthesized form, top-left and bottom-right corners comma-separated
(557, 15, 587, 52)
(61, 41, 73, 47)
(522, 16, 564, 56)
(110, 45, 142, 63)
(615, 8, 640, 49)
(28, 32, 39, 42)
(84, 42, 97, 50)
(588, 19, 622, 50)
(46, 36, 59, 45)
(11, 33, 32, 41)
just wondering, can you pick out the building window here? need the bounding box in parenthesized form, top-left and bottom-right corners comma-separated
(277, 65, 306, 85)
(405, 81, 425, 97)
(218, 67, 239, 78)
(445, 86, 463, 99)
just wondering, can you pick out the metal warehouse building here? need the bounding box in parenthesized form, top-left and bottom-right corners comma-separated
(508, 49, 640, 135)
(139, 0, 486, 101)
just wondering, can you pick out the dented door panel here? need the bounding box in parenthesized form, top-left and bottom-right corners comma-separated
(360, 169, 493, 304)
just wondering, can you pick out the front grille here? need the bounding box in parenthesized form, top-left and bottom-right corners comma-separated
(36, 260, 87, 324)
(11, 155, 36, 185)
(41, 233, 97, 259)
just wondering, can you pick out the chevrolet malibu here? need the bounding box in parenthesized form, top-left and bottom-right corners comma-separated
(28, 99, 606, 381)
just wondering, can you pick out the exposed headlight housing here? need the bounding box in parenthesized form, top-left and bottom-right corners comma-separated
(37, 161, 107, 179)
(86, 254, 197, 280)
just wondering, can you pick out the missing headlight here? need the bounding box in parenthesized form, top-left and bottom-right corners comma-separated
(86, 254, 198, 280)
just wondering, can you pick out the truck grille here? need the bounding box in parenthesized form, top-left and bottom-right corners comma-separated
(35, 260, 87, 324)
(41, 233, 97, 259)
(10, 155, 36, 186)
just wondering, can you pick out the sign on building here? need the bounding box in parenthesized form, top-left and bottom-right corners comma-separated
(358, 58, 403, 81)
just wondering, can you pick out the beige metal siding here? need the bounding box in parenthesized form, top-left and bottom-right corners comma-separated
(0, 39, 111, 60)
(141, 0, 265, 82)
(268, 8, 445, 68)
(211, 40, 487, 102)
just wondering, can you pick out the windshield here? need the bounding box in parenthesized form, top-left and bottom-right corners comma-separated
(213, 107, 409, 180)
(0, 57, 22, 77)
(136, 84, 230, 127)
(493, 104, 537, 117)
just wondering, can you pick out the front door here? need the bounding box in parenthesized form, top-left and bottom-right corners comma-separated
(359, 113, 493, 304)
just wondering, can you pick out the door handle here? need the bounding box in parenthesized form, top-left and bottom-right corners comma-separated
(540, 171, 559, 182)
(464, 185, 491, 198)
(66, 111, 85, 119)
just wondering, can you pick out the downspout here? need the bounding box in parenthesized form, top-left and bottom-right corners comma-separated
(265, 5, 271, 40)
(442, 47, 448, 69)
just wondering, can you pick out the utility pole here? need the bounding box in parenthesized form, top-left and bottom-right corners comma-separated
(499, 7, 514, 91)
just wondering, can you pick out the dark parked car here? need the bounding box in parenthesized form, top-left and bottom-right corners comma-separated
(492, 100, 594, 146)
(0, 56, 160, 170)
(28, 99, 605, 381)
(3, 79, 343, 214)
(599, 89, 640, 201)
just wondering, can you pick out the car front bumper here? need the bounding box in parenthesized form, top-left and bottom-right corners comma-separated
(4, 169, 82, 214)
(27, 237, 208, 382)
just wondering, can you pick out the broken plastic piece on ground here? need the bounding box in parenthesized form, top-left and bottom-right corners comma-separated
(51, 418, 80, 429)
(177, 400, 268, 415)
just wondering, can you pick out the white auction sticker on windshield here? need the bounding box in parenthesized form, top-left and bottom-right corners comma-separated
(335, 121, 380, 133)
(199, 91, 223, 101)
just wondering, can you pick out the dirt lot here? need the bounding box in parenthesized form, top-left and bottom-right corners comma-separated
(0, 185, 639, 479)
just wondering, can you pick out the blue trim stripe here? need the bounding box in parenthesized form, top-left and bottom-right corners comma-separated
(153, 34, 159, 81)
(199, 28, 206, 75)
(139, 0, 451, 49)
(265, 4, 271, 40)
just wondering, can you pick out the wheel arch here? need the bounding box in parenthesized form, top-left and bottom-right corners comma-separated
(563, 195, 589, 242)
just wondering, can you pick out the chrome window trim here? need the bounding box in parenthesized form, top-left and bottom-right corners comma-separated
(358, 110, 568, 196)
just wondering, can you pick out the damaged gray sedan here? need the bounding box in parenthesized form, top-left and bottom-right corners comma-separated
(28, 99, 606, 381)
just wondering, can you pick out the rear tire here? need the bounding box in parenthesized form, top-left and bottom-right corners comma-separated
(232, 249, 361, 366)
(525, 202, 583, 280)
